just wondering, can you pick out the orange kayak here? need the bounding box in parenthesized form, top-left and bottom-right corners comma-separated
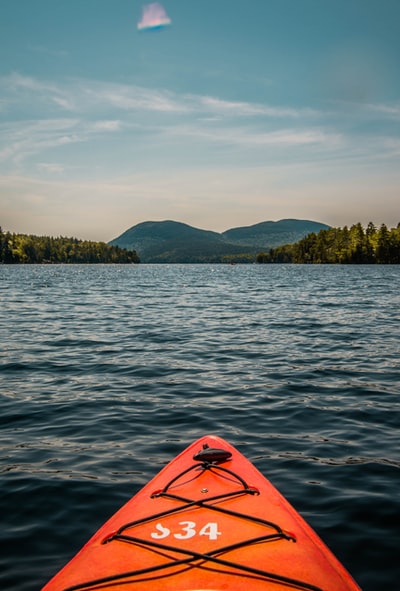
(42, 435, 361, 591)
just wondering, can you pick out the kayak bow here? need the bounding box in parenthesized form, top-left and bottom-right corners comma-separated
(42, 435, 361, 591)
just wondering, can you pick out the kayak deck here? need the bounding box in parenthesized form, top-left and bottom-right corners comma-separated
(42, 435, 361, 591)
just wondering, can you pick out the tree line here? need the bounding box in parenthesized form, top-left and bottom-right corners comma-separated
(0, 228, 140, 264)
(257, 222, 400, 264)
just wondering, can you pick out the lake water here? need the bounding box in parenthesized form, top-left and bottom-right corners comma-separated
(1, 264, 399, 591)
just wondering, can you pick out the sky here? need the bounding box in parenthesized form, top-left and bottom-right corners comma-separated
(1, 0, 399, 241)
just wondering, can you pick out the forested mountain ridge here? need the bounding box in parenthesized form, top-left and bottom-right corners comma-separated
(109, 219, 329, 263)
(222, 219, 328, 247)
(3, 221, 398, 265)
(0, 228, 139, 264)
(257, 222, 400, 264)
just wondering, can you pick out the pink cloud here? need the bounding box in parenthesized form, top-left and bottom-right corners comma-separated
(137, 3, 171, 30)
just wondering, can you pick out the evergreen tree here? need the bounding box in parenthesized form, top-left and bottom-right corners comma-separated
(0, 228, 140, 264)
(257, 222, 400, 264)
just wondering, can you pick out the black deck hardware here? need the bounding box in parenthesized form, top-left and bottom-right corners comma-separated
(193, 443, 232, 464)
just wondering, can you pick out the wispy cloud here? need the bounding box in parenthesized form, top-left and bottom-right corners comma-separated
(364, 102, 400, 119)
(0, 118, 82, 166)
(3, 72, 78, 112)
(163, 123, 343, 151)
(0, 73, 398, 179)
(36, 162, 65, 174)
(0, 74, 192, 115)
(197, 96, 318, 118)
(89, 120, 122, 132)
(90, 85, 188, 113)
(0, 73, 320, 119)
(0, 116, 124, 168)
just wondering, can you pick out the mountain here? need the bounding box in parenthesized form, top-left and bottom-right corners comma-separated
(109, 219, 330, 263)
(222, 219, 329, 247)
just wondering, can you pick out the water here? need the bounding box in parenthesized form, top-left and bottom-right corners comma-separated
(1, 264, 399, 591)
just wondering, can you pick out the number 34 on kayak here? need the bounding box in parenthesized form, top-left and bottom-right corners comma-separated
(42, 435, 361, 591)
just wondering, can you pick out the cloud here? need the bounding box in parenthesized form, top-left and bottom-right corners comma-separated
(94, 86, 188, 113)
(89, 120, 122, 132)
(36, 162, 65, 174)
(0, 74, 192, 115)
(1, 73, 399, 198)
(137, 2, 171, 31)
(365, 102, 400, 119)
(0, 116, 125, 169)
(164, 123, 342, 152)
(0, 73, 321, 121)
(198, 96, 319, 118)
(2, 72, 77, 112)
(0, 118, 83, 166)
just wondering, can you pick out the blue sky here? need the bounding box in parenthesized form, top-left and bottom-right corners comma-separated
(1, 0, 399, 241)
